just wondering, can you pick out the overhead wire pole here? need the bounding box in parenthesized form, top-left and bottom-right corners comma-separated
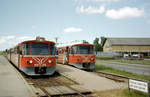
(55, 37, 58, 46)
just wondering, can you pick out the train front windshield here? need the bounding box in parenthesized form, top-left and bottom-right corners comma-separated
(22, 43, 55, 55)
(72, 45, 93, 54)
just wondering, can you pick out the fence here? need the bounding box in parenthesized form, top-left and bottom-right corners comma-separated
(95, 52, 120, 57)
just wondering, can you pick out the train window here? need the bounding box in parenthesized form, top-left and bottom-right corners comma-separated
(54, 46, 57, 55)
(22, 43, 30, 55)
(58, 48, 61, 54)
(31, 43, 49, 55)
(62, 48, 65, 53)
(72, 46, 79, 54)
(89, 46, 94, 54)
(17, 46, 20, 54)
(68, 48, 70, 54)
(55, 48, 58, 55)
(79, 46, 93, 54)
(49, 44, 55, 55)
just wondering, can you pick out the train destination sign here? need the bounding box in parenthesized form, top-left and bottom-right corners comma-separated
(129, 79, 149, 93)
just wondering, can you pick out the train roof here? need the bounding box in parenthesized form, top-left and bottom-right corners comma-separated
(57, 40, 93, 47)
(8, 37, 55, 50)
(20, 40, 55, 45)
(20, 36, 55, 45)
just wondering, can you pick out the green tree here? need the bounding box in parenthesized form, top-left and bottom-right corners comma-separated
(93, 37, 106, 53)
(100, 36, 105, 46)
(99, 36, 106, 52)
(93, 37, 101, 53)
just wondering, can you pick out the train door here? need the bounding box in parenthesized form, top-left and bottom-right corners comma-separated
(17, 46, 20, 68)
(57, 48, 62, 63)
(10, 49, 12, 60)
(63, 48, 65, 64)
(65, 47, 69, 64)
(63, 47, 69, 64)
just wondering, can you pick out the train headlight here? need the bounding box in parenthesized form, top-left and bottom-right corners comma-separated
(91, 57, 94, 61)
(48, 60, 52, 63)
(77, 57, 81, 61)
(29, 60, 33, 63)
(27, 60, 33, 64)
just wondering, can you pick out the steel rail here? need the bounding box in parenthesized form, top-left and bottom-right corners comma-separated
(54, 79, 87, 97)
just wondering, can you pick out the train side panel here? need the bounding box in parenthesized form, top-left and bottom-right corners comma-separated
(68, 54, 95, 70)
(7, 50, 19, 68)
(57, 52, 95, 69)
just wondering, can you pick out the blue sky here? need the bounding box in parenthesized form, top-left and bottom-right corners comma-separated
(0, 0, 150, 50)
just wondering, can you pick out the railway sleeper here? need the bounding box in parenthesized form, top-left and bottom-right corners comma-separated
(43, 86, 91, 97)
(30, 85, 91, 97)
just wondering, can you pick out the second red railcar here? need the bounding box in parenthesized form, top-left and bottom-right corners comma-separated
(57, 40, 95, 70)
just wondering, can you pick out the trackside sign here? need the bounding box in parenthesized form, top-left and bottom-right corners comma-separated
(129, 79, 148, 93)
(129, 79, 150, 97)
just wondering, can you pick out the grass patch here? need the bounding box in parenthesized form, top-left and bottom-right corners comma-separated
(95, 65, 150, 81)
(110, 59, 150, 65)
(95, 88, 147, 97)
(96, 56, 150, 65)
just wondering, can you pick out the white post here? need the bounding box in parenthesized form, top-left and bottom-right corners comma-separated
(148, 82, 150, 97)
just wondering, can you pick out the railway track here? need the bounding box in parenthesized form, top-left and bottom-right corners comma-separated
(93, 70, 129, 83)
(53, 77, 91, 97)
(7, 57, 96, 97)
(24, 72, 94, 97)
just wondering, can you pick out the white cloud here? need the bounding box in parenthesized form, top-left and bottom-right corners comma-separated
(31, 25, 37, 30)
(106, 7, 144, 19)
(64, 27, 83, 33)
(75, 0, 121, 3)
(0, 36, 33, 50)
(147, 19, 150, 24)
(76, 5, 105, 14)
(90, 0, 121, 2)
(0, 36, 15, 45)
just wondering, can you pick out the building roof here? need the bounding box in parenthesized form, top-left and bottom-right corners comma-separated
(106, 38, 150, 46)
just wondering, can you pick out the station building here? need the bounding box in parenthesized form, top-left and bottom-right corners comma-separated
(102, 37, 150, 57)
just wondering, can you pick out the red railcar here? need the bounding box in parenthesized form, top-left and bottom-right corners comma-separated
(57, 41, 95, 70)
(7, 37, 56, 76)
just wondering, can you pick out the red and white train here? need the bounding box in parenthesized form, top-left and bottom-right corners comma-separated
(57, 40, 95, 70)
(7, 37, 56, 76)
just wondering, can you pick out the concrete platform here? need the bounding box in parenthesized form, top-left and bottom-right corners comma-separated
(0, 56, 36, 97)
(56, 64, 128, 91)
